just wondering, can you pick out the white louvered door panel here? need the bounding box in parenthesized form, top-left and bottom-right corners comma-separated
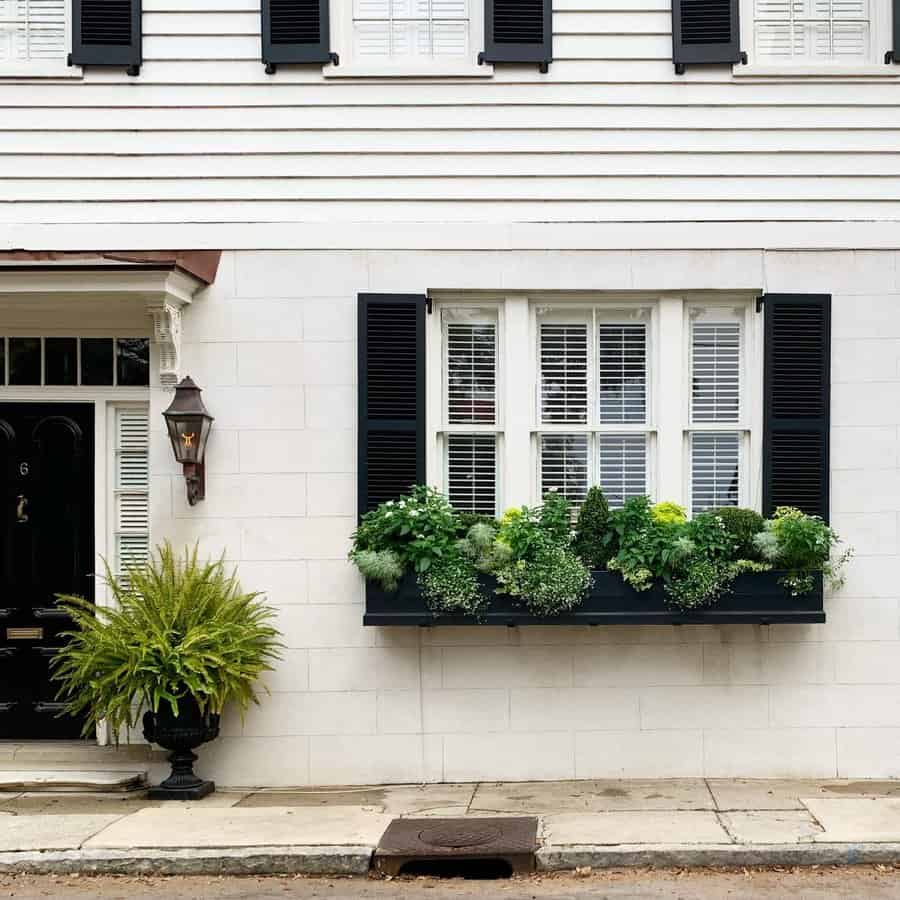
(0, 0, 65, 63)
(540, 433, 589, 506)
(598, 324, 647, 424)
(540, 323, 589, 425)
(598, 434, 647, 509)
(691, 322, 741, 423)
(114, 407, 150, 580)
(691, 432, 740, 512)
(447, 433, 497, 515)
(447, 322, 496, 424)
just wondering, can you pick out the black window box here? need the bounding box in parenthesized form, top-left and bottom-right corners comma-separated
(364, 570, 825, 626)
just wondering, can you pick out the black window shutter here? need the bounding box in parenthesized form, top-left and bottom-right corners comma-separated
(70, 0, 142, 75)
(262, 0, 336, 73)
(887, 0, 900, 62)
(762, 293, 831, 522)
(671, 0, 742, 73)
(358, 293, 426, 518)
(479, 0, 552, 72)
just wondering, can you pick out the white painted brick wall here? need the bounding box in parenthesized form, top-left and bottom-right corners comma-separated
(146, 247, 900, 785)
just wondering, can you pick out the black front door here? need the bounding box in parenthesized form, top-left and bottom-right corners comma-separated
(0, 403, 94, 739)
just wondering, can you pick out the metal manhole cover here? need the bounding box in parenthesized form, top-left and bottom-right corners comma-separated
(375, 816, 538, 876)
(418, 823, 503, 848)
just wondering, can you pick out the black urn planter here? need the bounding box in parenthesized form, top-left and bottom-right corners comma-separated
(142, 692, 220, 800)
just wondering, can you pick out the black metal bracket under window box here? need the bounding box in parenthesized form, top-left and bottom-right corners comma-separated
(364, 571, 825, 626)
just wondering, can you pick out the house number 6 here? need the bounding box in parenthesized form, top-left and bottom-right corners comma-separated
(18, 462, 29, 476)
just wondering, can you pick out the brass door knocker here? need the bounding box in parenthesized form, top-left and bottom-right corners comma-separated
(15, 495, 28, 524)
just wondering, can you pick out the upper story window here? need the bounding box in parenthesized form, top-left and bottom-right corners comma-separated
(0, 0, 71, 76)
(746, 0, 890, 67)
(430, 296, 761, 519)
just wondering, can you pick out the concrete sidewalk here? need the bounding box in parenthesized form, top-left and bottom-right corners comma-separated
(2, 778, 900, 875)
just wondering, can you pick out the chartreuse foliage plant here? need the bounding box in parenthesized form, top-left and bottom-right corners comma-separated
(51, 543, 281, 740)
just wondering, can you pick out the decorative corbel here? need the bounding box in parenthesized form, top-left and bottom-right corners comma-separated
(148, 301, 184, 387)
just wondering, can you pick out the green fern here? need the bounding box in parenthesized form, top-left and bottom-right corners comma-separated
(50, 542, 282, 740)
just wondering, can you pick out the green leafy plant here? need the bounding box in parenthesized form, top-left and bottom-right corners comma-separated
(709, 507, 765, 560)
(573, 486, 612, 569)
(351, 485, 458, 575)
(419, 547, 482, 614)
(351, 549, 404, 592)
(754, 506, 853, 595)
(51, 543, 281, 740)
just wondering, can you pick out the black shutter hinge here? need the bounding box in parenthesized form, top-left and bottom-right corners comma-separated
(425, 297, 433, 315)
(477, 51, 486, 64)
(127, 64, 140, 77)
(740, 51, 748, 64)
(886, 50, 897, 64)
(756, 295, 765, 313)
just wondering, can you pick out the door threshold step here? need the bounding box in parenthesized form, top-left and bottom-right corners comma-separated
(0, 769, 148, 793)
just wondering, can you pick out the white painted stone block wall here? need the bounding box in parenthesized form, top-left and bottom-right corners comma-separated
(148, 247, 900, 787)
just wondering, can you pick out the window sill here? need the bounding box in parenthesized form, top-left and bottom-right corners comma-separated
(0, 64, 83, 79)
(323, 62, 493, 78)
(734, 63, 900, 77)
(364, 570, 825, 626)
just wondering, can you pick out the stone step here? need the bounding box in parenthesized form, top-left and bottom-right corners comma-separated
(0, 769, 148, 793)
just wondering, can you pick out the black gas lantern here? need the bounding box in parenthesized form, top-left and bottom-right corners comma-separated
(162, 376, 213, 506)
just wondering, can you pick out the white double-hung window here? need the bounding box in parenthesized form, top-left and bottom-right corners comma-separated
(0, 0, 71, 76)
(430, 295, 760, 518)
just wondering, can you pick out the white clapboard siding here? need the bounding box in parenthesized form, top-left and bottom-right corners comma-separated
(0, 0, 898, 232)
(540, 323, 589, 425)
(691, 431, 740, 512)
(446, 432, 497, 515)
(114, 406, 150, 581)
(540, 433, 589, 506)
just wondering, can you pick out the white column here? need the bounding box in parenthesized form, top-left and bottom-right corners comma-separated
(655, 296, 685, 505)
(502, 295, 533, 508)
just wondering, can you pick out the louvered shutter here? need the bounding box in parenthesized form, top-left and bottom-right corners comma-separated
(480, 0, 552, 71)
(115, 406, 150, 580)
(447, 433, 496, 514)
(70, 0, 141, 73)
(598, 434, 646, 509)
(671, 0, 742, 73)
(540, 323, 588, 425)
(691, 322, 740, 423)
(358, 293, 426, 517)
(691, 431, 740, 511)
(762, 293, 831, 521)
(262, 0, 334, 72)
(888, 0, 900, 62)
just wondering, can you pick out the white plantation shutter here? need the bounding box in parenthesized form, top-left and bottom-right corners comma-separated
(447, 433, 496, 514)
(0, 0, 66, 64)
(598, 434, 647, 508)
(754, 0, 871, 61)
(691, 432, 740, 511)
(115, 407, 150, 580)
(540, 323, 588, 424)
(598, 324, 647, 424)
(444, 314, 499, 515)
(540, 433, 589, 505)
(691, 322, 740, 423)
(353, 0, 470, 60)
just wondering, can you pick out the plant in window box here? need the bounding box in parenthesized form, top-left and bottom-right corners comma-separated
(50, 543, 281, 800)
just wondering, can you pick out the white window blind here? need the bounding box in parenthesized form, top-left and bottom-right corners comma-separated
(114, 407, 150, 580)
(691, 322, 740, 423)
(691, 432, 740, 512)
(754, 0, 871, 62)
(598, 324, 647, 424)
(447, 432, 496, 515)
(598, 434, 647, 508)
(0, 0, 66, 64)
(447, 322, 496, 424)
(540, 323, 588, 425)
(353, 0, 470, 60)
(540, 433, 589, 506)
